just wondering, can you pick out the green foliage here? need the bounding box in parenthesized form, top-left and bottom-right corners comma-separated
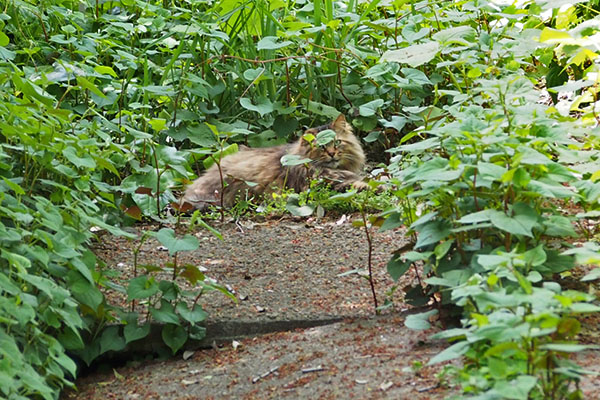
(0, 61, 125, 397)
(2, 0, 600, 398)
(377, 1, 600, 398)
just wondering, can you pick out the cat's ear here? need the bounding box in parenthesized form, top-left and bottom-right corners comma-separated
(331, 114, 347, 131)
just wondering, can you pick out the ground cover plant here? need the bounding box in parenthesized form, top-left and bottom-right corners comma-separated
(1, 0, 600, 398)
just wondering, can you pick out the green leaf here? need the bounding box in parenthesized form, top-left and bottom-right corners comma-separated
(432, 26, 477, 46)
(458, 209, 493, 224)
(363, 131, 380, 143)
(328, 190, 358, 202)
(477, 254, 510, 269)
(176, 302, 208, 324)
(415, 220, 451, 249)
(396, 137, 440, 153)
(76, 76, 106, 98)
(280, 154, 312, 166)
(528, 179, 574, 199)
(562, 242, 600, 265)
(0, 32, 9, 47)
(256, 36, 293, 50)
(84, 215, 137, 239)
(523, 245, 546, 267)
(467, 67, 481, 78)
(569, 303, 600, 313)
(240, 97, 274, 116)
(405, 310, 438, 330)
(517, 146, 552, 165)
(1, 249, 31, 272)
(513, 269, 532, 294)
(150, 300, 179, 324)
(0, 328, 22, 362)
(243, 67, 268, 82)
(307, 101, 340, 118)
(94, 65, 118, 78)
(127, 276, 160, 301)
(380, 41, 439, 67)
(434, 240, 453, 260)
(58, 327, 84, 351)
(492, 375, 537, 400)
(387, 255, 411, 282)
(124, 321, 151, 344)
(62, 147, 97, 169)
(52, 349, 78, 377)
(427, 341, 470, 365)
(158, 280, 179, 301)
(99, 326, 126, 354)
(477, 162, 507, 181)
(543, 215, 576, 237)
(539, 27, 573, 43)
(202, 144, 239, 169)
(581, 268, 600, 282)
(142, 85, 176, 96)
(539, 343, 599, 352)
(149, 118, 167, 132)
(424, 276, 456, 287)
(156, 228, 199, 256)
(162, 324, 188, 354)
(315, 129, 336, 146)
(285, 194, 314, 217)
(68, 271, 103, 310)
(190, 214, 223, 240)
(0, 272, 20, 295)
(489, 204, 539, 238)
(2, 177, 25, 195)
(358, 99, 384, 117)
(380, 212, 403, 231)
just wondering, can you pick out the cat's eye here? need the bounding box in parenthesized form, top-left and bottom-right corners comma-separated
(334, 139, 341, 146)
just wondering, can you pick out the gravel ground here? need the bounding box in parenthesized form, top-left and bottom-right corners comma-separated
(92, 216, 415, 322)
(70, 316, 452, 400)
(66, 215, 600, 399)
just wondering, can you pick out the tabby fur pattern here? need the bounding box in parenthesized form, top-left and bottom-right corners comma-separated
(182, 114, 366, 210)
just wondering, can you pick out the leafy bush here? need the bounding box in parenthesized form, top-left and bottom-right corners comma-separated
(2, 0, 600, 398)
(0, 64, 123, 397)
(380, 1, 600, 398)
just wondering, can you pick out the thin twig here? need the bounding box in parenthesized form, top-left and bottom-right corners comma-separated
(252, 366, 279, 383)
(361, 208, 379, 313)
(210, 152, 226, 223)
(302, 366, 325, 373)
(337, 54, 353, 107)
(149, 141, 162, 218)
(285, 61, 291, 106)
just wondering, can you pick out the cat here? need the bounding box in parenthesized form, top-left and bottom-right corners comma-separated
(181, 114, 367, 210)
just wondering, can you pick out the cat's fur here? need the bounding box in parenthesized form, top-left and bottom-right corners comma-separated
(182, 114, 366, 210)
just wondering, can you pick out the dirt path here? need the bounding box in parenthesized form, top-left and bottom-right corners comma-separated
(68, 216, 600, 399)
(71, 317, 451, 399)
(92, 216, 414, 322)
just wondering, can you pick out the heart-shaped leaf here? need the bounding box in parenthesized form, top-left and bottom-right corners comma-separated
(156, 228, 199, 255)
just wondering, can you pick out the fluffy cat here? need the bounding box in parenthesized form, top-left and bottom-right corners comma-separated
(182, 114, 366, 210)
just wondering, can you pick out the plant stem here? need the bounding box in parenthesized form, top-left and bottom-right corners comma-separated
(172, 253, 178, 280)
(150, 142, 162, 218)
(360, 207, 379, 313)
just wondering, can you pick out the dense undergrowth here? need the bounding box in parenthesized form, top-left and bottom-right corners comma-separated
(1, 0, 600, 398)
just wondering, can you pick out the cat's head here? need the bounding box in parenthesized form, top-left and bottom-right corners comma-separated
(300, 114, 365, 172)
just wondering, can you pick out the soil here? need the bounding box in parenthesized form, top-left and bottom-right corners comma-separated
(66, 215, 600, 399)
(91, 215, 418, 323)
